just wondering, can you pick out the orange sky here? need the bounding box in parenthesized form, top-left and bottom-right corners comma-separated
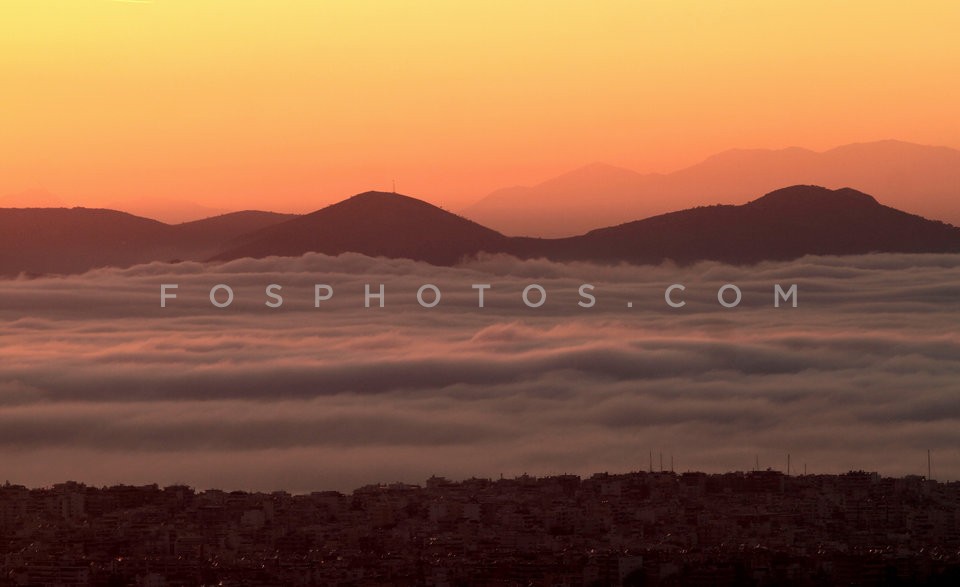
(1, 0, 958, 217)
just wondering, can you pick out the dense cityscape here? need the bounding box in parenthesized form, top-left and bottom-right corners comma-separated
(2, 469, 959, 586)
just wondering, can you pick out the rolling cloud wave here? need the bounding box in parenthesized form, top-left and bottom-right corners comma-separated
(1, 253, 958, 491)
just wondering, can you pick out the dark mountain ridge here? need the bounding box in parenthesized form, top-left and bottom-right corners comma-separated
(0, 208, 296, 276)
(214, 185, 960, 267)
(512, 186, 960, 265)
(212, 192, 508, 266)
(4, 186, 960, 276)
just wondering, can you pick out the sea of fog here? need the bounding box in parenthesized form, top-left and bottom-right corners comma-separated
(1, 252, 958, 491)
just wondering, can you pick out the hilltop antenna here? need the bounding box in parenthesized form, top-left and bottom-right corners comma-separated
(928, 449, 932, 480)
(649, 451, 652, 473)
(787, 454, 791, 476)
(659, 452, 663, 472)
(392, 180, 396, 194)
(755, 454, 759, 471)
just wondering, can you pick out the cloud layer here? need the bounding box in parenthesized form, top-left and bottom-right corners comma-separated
(1, 253, 959, 491)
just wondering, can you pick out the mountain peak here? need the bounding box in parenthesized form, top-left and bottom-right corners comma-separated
(215, 191, 505, 266)
(748, 185, 880, 210)
(348, 190, 408, 200)
(332, 190, 440, 210)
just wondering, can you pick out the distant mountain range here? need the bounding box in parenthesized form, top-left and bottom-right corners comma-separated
(463, 140, 960, 237)
(8, 141, 957, 234)
(0, 210, 295, 276)
(3, 185, 959, 277)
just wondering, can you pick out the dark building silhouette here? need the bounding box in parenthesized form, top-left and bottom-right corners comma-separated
(2, 470, 959, 586)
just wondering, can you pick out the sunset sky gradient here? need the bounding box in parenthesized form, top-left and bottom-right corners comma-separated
(2, 0, 959, 213)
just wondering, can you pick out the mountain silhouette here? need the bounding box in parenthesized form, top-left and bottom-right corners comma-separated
(464, 140, 960, 237)
(212, 191, 508, 266)
(4, 186, 960, 276)
(0, 208, 295, 276)
(511, 186, 960, 265)
(214, 186, 960, 268)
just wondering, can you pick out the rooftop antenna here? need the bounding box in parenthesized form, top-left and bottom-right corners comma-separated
(787, 454, 791, 476)
(928, 449, 932, 480)
(755, 454, 759, 471)
(670, 455, 674, 473)
(649, 451, 652, 473)
(659, 452, 663, 472)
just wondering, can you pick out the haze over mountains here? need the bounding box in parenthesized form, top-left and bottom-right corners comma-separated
(6, 141, 957, 233)
(463, 140, 960, 237)
(5, 184, 955, 277)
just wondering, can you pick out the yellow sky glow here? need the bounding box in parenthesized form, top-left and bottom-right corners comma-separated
(1, 0, 958, 215)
